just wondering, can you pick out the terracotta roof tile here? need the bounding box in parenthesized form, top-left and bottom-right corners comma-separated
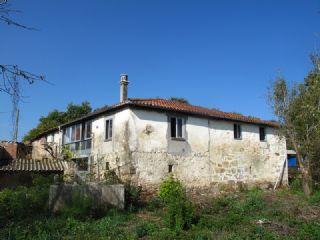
(128, 98, 278, 127)
(30, 98, 278, 141)
(0, 158, 65, 173)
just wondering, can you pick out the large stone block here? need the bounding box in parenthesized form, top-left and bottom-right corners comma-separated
(49, 183, 125, 212)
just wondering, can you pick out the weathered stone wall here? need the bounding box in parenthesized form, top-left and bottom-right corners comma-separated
(30, 107, 287, 195)
(49, 183, 125, 211)
(31, 131, 61, 160)
(0, 141, 31, 161)
(122, 109, 287, 193)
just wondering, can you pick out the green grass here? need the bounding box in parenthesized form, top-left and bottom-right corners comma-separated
(1, 187, 320, 240)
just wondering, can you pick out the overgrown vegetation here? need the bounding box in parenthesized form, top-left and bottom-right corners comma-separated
(0, 174, 53, 227)
(268, 54, 320, 195)
(23, 101, 92, 142)
(125, 181, 142, 212)
(159, 176, 195, 231)
(1, 176, 320, 239)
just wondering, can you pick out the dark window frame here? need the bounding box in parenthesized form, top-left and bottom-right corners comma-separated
(105, 118, 113, 141)
(63, 121, 92, 145)
(234, 123, 242, 140)
(259, 127, 266, 141)
(83, 121, 92, 140)
(169, 116, 186, 140)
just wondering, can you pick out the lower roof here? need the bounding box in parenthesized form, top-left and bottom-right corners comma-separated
(0, 158, 64, 173)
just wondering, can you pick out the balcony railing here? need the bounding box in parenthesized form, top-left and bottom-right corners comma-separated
(63, 139, 92, 157)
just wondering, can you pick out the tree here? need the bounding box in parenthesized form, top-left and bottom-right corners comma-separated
(269, 56, 320, 195)
(169, 97, 190, 104)
(23, 102, 92, 142)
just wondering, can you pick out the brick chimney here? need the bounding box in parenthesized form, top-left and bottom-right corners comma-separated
(120, 74, 129, 102)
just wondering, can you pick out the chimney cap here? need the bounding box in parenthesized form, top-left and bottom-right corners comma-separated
(120, 73, 129, 83)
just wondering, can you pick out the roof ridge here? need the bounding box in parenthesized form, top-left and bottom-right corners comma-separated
(29, 97, 278, 141)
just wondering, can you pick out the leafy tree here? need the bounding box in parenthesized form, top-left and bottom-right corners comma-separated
(169, 97, 189, 104)
(64, 102, 92, 121)
(269, 56, 320, 195)
(23, 102, 92, 142)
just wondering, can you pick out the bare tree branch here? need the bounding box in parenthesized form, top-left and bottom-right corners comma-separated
(0, 0, 48, 141)
(0, 64, 45, 98)
(0, 0, 37, 30)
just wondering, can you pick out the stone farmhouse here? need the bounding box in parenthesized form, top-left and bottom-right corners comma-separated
(30, 74, 287, 194)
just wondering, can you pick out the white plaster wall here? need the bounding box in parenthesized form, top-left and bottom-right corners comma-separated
(30, 107, 287, 192)
(89, 109, 133, 179)
(128, 109, 287, 190)
(53, 131, 61, 146)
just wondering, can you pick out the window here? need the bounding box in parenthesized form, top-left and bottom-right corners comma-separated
(259, 127, 266, 141)
(168, 164, 173, 173)
(234, 123, 242, 139)
(75, 124, 81, 141)
(170, 117, 185, 139)
(46, 134, 54, 143)
(64, 127, 71, 144)
(68, 124, 81, 142)
(105, 119, 113, 140)
(64, 124, 81, 144)
(106, 162, 110, 170)
(63, 121, 92, 145)
(83, 121, 92, 139)
(71, 126, 76, 142)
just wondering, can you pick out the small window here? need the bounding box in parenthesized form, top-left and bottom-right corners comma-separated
(168, 164, 173, 173)
(46, 134, 54, 143)
(259, 127, 266, 141)
(106, 162, 110, 170)
(75, 124, 81, 141)
(234, 123, 242, 139)
(71, 126, 76, 142)
(63, 128, 71, 144)
(105, 119, 113, 140)
(84, 121, 92, 139)
(170, 117, 184, 139)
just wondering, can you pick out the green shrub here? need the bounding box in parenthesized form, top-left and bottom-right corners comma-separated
(147, 196, 164, 211)
(297, 222, 320, 240)
(193, 232, 212, 240)
(149, 228, 177, 240)
(125, 182, 142, 212)
(309, 190, 320, 206)
(0, 211, 135, 240)
(242, 188, 266, 212)
(211, 194, 238, 213)
(60, 191, 95, 220)
(186, 225, 213, 240)
(32, 173, 54, 186)
(135, 221, 157, 238)
(0, 184, 49, 227)
(290, 178, 303, 193)
(159, 176, 195, 232)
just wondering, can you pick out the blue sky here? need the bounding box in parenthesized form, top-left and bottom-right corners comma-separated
(0, 0, 319, 141)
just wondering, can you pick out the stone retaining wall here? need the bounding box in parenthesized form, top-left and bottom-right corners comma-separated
(49, 183, 125, 212)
